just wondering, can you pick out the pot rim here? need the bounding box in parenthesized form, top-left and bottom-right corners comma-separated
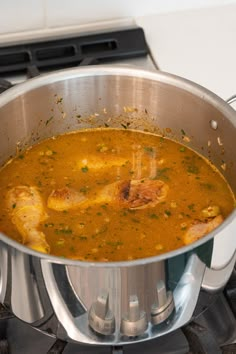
(0, 65, 235, 268)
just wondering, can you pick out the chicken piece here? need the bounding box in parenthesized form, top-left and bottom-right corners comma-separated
(47, 187, 86, 211)
(183, 215, 224, 245)
(6, 186, 50, 253)
(48, 179, 168, 211)
(105, 178, 169, 209)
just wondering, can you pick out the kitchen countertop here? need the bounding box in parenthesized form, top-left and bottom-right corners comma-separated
(136, 3, 236, 103)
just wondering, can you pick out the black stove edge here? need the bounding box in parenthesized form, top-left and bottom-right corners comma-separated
(0, 27, 148, 75)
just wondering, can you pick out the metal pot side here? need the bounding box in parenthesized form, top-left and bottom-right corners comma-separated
(0, 66, 235, 345)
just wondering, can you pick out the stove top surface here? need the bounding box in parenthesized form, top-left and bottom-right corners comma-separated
(0, 26, 236, 354)
(5, 317, 188, 354)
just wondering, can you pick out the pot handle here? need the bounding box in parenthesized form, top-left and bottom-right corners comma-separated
(201, 250, 236, 293)
(226, 95, 236, 105)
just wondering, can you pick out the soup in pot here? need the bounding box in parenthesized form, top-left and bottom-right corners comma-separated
(0, 128, 234, 261)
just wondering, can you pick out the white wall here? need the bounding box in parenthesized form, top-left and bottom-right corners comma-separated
(0, 0, 236, 43)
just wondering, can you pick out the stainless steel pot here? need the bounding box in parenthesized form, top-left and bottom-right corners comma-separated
(0, 66, 235, 345)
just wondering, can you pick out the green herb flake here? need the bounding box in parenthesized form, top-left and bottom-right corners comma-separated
(106, 241, 123, 247)
(80, 186, 89, 193)
(155, 167, 171, 181)
(179, 146, 186, 152)
(81, 166, 89, 173)
(144, 146, 154, 155)
(55, 228, 72, 235)
(187, 165, 199, 174)
(181, 129, 186, 136)
(200, 182, 215, 190)
(45, 116, 54, 126)
(18, 154, 24, 160)
(149, 213, 159, 219)
(164, 210, 171, 216)
(79, 236, 88, 241)
(44, 222, 54, 228)
(131, 218, 140, 223)
(101, 204, 108, 209)
(188, 204, 195, 212)
(12, 203, 16, 209)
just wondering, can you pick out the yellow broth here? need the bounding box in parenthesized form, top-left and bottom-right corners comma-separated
(0, 129, 234, 261)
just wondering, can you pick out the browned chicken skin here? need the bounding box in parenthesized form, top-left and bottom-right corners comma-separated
(112, 178, 169, 209)
(47, 187, 86, 211)
(183, 214, 223, 245)
(47, 179, 169, 211)
(6, 186, 50, 253)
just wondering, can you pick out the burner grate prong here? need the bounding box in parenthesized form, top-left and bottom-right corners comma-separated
(47, 339, 67, 354)
(111, 346, 124, 354)
(183, 322, 221, 354)
(0, 339, 9, 354)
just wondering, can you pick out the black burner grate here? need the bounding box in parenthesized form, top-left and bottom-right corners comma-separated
(183, 322, 221, 354)
(0, 339, 9, 354)
(0, 28, 148, 75)
(0, 27, 149, 94)
(111, 346, 124, 354)
(0, 79, 13, 94)
(47, 339, 67, 354)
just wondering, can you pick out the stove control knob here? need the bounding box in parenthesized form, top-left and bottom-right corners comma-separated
(88, 291, 115, 335)
(120, 295, 148, 336)
(151, 280, 175, 325)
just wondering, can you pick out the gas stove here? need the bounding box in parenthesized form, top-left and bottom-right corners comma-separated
(0, 27, 156, 88)
(0, 26, 236, 354)
(0, 274, 235, 354)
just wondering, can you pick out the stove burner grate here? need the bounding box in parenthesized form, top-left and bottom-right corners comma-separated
(47, 339, 67, 354)
(183, 322, 221, 354)
(0, 339, 9, 354)
(111, 346, 124, 354)
(0, 28, 148, 76)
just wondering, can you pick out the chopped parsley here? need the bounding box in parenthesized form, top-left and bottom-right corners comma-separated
(55, 228, 72, 235)
(149, 213, 159, 219)
(81, 166, 89, 173)
(79, 236, 88, 241)
(164, 210, 172, 216)
(188, 204, 195, 212)
(155, 167, 171, 180)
